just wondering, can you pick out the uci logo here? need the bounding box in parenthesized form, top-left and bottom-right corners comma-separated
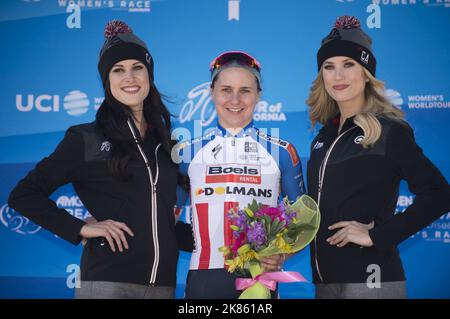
(354, 136, 365, 144)
(16, 90, 90, 116)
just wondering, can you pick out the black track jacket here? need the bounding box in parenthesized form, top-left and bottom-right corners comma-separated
(307, 115, 450, 284)
(8, 121, 193, 287)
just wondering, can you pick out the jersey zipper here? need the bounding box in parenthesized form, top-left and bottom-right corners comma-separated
(127, 119, 161, 285)
(314, 126, 356, 282)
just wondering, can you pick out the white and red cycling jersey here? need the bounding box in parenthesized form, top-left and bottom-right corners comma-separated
(176, 122, 305, 270)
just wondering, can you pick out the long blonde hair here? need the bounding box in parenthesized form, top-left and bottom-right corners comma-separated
(306, 67, 404, 148)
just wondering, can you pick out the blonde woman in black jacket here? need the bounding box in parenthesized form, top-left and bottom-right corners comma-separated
(306, 16, 450, 299)
(8, 20, 192, 299)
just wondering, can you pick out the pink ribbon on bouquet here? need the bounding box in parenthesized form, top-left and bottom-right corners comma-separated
(235, 271, 307, 291)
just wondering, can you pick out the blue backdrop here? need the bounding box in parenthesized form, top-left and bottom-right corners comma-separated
(0, 0, 449, 299)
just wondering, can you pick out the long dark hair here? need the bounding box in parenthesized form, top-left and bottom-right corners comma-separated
(96, 79, 175, 180)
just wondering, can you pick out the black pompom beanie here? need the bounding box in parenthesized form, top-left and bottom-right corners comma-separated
(317, 16, 376, 76)
(98, 20, 154, 87)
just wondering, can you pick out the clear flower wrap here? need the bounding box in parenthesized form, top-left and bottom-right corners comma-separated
(219, 194, 321, 299)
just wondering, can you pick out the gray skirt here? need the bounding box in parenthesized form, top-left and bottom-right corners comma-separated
(75, 281, 175, 299)
(315, 281, 406, 299)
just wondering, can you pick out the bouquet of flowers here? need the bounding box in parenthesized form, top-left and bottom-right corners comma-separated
(219, 194, 320, 299)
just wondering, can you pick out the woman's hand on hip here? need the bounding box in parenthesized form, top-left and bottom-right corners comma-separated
(326, 220, 375, 248)
(80, 219, 134, 252)
(81, 216, 97, 246)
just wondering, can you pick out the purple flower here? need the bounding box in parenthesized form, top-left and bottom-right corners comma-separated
(279, 203, 295, 226)
(235, 209, 248, 229)
(227, 208, 248, 235)
(247, 221, 267, 250)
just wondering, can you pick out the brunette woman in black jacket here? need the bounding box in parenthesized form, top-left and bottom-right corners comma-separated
(8, 20, 192, 299)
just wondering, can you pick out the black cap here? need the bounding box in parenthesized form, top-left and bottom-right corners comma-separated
(98, 20, 154, 86)
(317, 16, 376, 76)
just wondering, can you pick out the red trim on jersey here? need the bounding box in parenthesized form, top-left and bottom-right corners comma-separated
(224, 201, 239, 270)
(206, 174, 261, 184)
(174, 207, 182, 218)
(196, 203, 211, 269)
(287, 144, 300, 166)
(223, 201, 239, 248)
